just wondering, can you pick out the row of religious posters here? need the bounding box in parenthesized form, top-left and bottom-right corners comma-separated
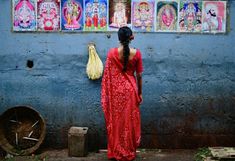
(12, 0, 227, 33)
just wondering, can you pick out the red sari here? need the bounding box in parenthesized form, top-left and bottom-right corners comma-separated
(101, 48, 143, 161)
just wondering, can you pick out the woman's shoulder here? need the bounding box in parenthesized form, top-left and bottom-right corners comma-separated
(130, 47, 141, 52)
(130, 48, 142, 57)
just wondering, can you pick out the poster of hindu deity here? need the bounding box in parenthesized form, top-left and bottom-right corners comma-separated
(179, 1, 202, 32)
(84, 0, 108, 31)
(202, 1, 226, 33)
(109, 0, 131, 31)
(37, 0, 60, 31)
(61, 0, 84, 31)
(132, 0, 155, 32)
(12, 0, 36, 31)
(156, 0, 178, 32)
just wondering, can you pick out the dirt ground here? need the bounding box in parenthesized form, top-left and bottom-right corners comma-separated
(0, 149, 196, 161)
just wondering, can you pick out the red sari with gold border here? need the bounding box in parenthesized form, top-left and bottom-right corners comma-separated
(101, 48, 143, 161)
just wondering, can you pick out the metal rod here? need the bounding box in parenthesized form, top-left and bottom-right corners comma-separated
(28, 131, 33, 137)
(31, 120, 39, 127)
(23, 137, 39, 141)
(15, 133, 18, 145)
(10, 120, 22, 124)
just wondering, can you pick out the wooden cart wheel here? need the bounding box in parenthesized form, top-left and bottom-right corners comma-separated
(0, 106, 46, 155)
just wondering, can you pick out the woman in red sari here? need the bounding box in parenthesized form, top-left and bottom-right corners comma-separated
(101, 26, 143, 161)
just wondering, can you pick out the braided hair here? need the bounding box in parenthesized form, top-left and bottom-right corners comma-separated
(118, 26, 134, 72)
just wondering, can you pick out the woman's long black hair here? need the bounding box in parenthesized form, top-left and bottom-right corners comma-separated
(118, 26, 133, 72)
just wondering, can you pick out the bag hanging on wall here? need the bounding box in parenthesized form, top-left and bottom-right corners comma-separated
(86, 43, 103, 80)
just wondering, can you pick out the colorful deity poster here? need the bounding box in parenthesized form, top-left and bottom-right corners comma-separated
(179, 1, 202, 32)
(202, 1, 226, 33)
(84, 0, 108, 31)
(109, 0, 131, 31)
(61, 0, 84, 31)
(12, 0, 36, 31)
(132, 0, 155, 32)
(37, 0, 60, 31)
(156, 0, 178, 32)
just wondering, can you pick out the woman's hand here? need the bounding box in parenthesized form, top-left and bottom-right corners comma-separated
(139, 94, 143, 105)
(136, 73, 142, 105)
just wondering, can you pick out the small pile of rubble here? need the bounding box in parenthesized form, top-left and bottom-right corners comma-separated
(202, 147, 235, 161)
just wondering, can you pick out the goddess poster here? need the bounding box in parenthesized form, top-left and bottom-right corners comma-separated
(109, 0, 131, 31)
(156, 0, 178, 32)
(12, 0, 36, 31)
(37, 0, 60, 31)
(84, 0, 108, 31)
(179, 1, 202, 32)
(202, 1, 226, 33)
(132, 0, 155, 32)
(61, 0, 84, 31)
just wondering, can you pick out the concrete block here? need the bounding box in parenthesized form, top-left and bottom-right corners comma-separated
(68, 127, 88, 157)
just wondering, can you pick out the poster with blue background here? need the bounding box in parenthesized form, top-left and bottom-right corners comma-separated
(84, 0, 108, 31)
(61, 0, 84, 31)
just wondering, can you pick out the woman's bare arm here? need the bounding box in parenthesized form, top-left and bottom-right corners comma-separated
(137, 73, 143, 104)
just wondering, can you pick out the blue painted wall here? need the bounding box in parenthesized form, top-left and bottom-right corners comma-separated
(0, 0, 234, 149)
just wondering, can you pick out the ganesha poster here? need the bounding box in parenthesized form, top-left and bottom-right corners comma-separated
(84, 0, 108, 31)
(12, 0, 36, 31)
(37, 0, 60, 31)
(179, 1, 202, 32)
(156, 0, 178, 32)
(202, 1, 227, 33)
(61, 0, 84, 31)
(132, 0, 155, 32)
(109, 0, 131, 31)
